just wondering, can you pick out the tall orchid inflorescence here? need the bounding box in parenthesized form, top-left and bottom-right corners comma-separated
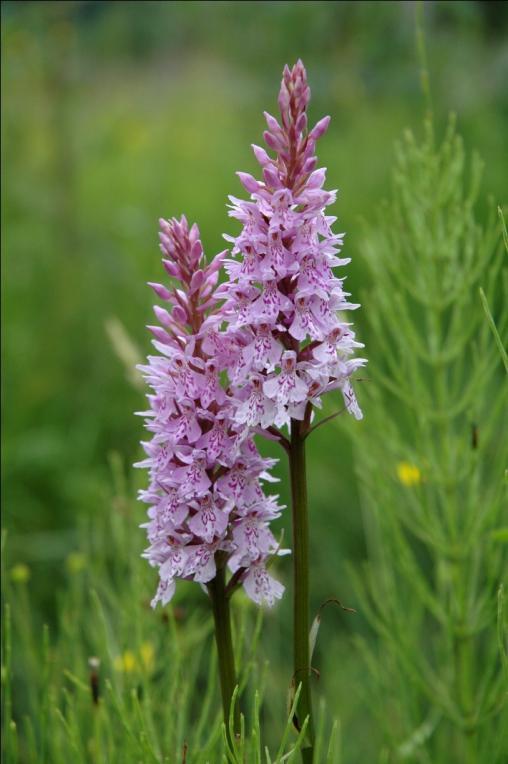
(216, 60, 366, 761)
(218, 60, 365, 430)
(136, 216, 286, 609)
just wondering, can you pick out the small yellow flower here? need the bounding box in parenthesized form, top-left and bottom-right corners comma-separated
(10, 564, 31, 584)
(139, 642, 155, 673)
(114, 650, 137, 673)
(66, 552, 87, 575)
(396, 462, 422, 487)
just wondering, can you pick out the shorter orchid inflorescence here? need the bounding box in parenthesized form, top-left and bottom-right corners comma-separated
(136, 216, 287, 610)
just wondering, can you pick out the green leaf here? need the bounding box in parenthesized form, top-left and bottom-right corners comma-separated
(309, 598, 356, 665)
(479, 287, 508, 374)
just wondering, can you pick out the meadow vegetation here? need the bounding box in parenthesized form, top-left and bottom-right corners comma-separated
(2, 2, 507, 761)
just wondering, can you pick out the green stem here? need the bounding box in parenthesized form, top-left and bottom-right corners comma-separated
(208, 564, 239, 747)
(290, 418, 315, 762)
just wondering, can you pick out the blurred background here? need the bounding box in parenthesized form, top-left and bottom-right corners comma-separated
(2, 0, 507, 758)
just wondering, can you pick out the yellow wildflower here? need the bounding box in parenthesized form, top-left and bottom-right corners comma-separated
(10, 564, 30, 584)
(66, 552, 87, 575)
(114, 650, 137, 673)
(139, 642, 155, 673)
(396, 462, 422, 487)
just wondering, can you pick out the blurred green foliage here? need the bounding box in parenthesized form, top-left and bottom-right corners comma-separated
(1, 2, 507, 762)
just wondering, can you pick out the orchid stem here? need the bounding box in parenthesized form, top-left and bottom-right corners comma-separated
(208, 564, 239, 747)
(290, 418, 314, 762)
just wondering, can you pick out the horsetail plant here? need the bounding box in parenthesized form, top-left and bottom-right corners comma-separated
(350, 117, 508, 763)
(219, 60, 366, 761)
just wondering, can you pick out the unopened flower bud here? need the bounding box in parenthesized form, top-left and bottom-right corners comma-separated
(153, 305, 172, 327)
(252, 144, 271, 166)
(309, 115, 331, 141)
(237, 172, 261, 194)
(148, 282, 172, 300)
